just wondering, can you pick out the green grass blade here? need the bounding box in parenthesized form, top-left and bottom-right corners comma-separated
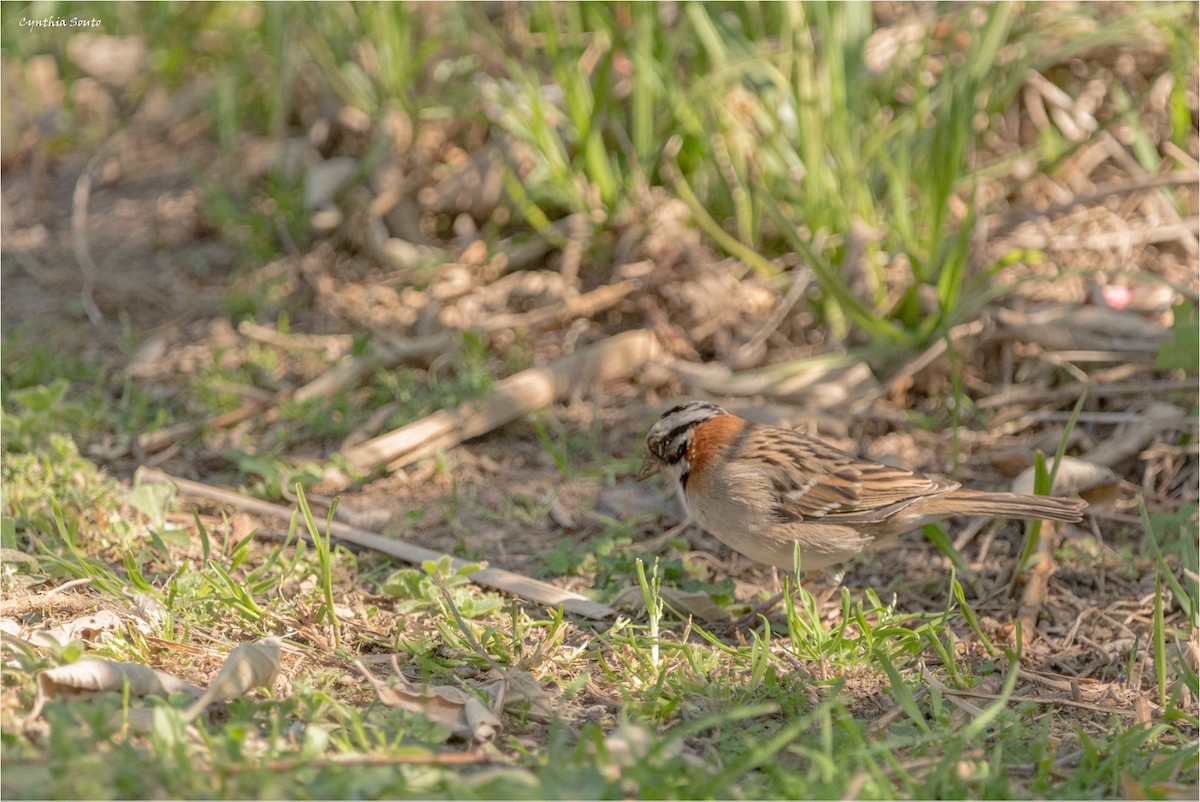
(1140, 496, 1198, 627)
(877, 651, 930, 733)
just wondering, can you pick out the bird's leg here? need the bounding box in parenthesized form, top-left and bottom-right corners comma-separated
(642, 514, 694, 552)
(643, 484, 696, 553)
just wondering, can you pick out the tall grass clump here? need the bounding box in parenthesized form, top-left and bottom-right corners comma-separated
(478, 1, 1194, 349)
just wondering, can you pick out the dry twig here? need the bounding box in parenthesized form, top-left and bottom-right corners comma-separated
(341, 329, 660, 472)
(135, 467, 616, 620)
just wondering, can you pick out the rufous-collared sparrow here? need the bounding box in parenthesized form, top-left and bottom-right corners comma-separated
(637, 401, 1086, 573)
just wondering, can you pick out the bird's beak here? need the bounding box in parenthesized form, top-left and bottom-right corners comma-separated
(636, 455, 662, 481)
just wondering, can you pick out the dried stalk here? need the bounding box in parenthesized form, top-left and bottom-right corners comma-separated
(135, 467, 616, 620)
(296, 279, 639, 403)
(341, 329, 660, 472)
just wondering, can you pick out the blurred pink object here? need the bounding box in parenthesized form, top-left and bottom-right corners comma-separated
(1100, 285, 1134, 310)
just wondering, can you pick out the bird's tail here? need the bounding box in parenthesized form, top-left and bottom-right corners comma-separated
(941, 491, 1086, 522)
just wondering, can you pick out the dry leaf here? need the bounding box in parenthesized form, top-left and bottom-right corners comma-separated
(33, 609, 123, 647)
(32, 659, 204, 719)
(611, 586, 648, 614)
(184, 637, 282, 721)
(1011, 455, 1119, 508)
(481, 668, 557, 721)
(353, 661, 501, 741)
(124, 592, 170, 632)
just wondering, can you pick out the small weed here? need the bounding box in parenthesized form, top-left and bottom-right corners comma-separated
(528, 412, 572, 475)
(473, 492, 554, 529)
(379, 556, 503, 621)
(1156, 301, 1199, 373)
(276, 393, 358, 444)
(225, 449, 323, 500)
(1, 331, 99, 392)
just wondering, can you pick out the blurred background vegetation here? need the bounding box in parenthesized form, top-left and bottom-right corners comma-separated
(5, 1, 1195, 352)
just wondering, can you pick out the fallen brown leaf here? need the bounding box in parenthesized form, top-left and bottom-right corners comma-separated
(184, 637, 282, 721)
(32, 658, 204, 719)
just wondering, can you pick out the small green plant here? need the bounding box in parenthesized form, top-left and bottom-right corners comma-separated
(380, 555, 503, 620)
(1141, 499, 1199, 629)
(3, 380, 77, 451)
(2, 431, 124, 556)
(1156, 301, 1199, 373)
(225, 449, 324, 500)
(529, 412, 572, 475)
(297, 484, 342, 649)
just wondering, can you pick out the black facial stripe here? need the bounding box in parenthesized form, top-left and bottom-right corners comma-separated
(651, 404, 723, 451)
(664, 421, 699, 448)
(645, 401, 726, 466)
(661, 402, 721, 425)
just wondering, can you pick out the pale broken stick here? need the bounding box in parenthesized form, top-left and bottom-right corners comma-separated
(340, 328, 660, 473)
(140, 282, 641, 453)
(480, 277, 639, 332)
(137, 396, 283, 455)
(299, 279, 642, 405)
(135, 466, 616, 620)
